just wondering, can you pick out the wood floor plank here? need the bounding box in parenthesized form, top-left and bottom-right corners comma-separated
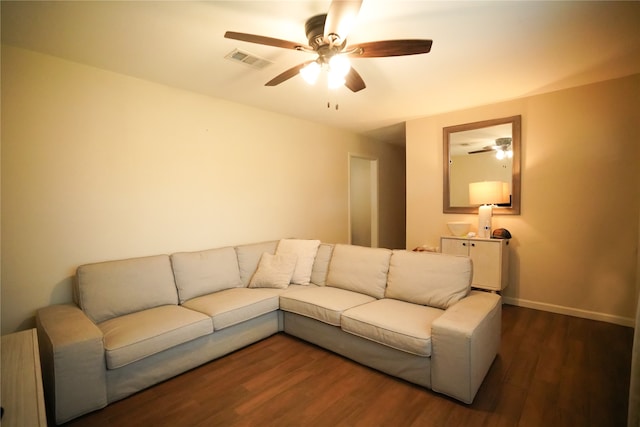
(61, 305, 633, 427)
(518, 377, 558, 427)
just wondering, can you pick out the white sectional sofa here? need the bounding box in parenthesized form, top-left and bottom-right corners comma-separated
(36, 239, 502, 425)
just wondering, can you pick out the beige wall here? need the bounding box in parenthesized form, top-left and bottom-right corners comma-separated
(407, 74, 640, 325)
(0, 46, 405, 334)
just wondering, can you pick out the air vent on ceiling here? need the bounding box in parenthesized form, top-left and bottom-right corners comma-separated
(224, 49, 273, 70)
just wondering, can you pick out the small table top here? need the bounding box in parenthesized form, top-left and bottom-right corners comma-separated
(1, 328, 48, 426)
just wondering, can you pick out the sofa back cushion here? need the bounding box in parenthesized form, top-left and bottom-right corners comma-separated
(326, 244, 392, 299)
(76, 255, 178, 324)
(385, 250, 471, 309)
(171, 246, 243, 303)
(235, 241, 279, 286)
(310, 243, 334, 286)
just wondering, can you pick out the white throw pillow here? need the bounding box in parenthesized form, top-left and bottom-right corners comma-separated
(249, 252, 298, 289)
(235, 240, 279, 286)
(276, 239, 321, 285)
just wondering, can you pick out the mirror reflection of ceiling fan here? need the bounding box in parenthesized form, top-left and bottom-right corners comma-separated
(224, 0, 433, 92)
(469, 137, 513, 159)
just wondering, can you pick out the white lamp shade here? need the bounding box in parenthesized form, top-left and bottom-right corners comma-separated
(469, 181, 509, 205)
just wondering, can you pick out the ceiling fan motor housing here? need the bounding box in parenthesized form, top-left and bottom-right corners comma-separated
(305, 14, 346, 63)
(305, 14, 327, 49)
(496, 137, 512, 147)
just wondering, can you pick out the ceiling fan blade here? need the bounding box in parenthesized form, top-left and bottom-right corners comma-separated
(348, 39, 433, 58)
(324, 0, 363, 44)
(469, 148, 494, 154)
(265, 61, 313, 87)
(344, 66, 366, 92)
(224, 31, 309, 51)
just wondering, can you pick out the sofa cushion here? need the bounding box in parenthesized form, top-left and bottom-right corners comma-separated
(277, 283, 319, 295)
(326, 244, 392, 299)
(99, 305, 212, 369)
(310, 243, 334, 286)
(341, 298, 444, 357)
(249, 252, 297, 289)
(182, 288, 280, 330)
(385, 250, 472, 309)
(275, 239, 321, 285)
(77, 255, 179, 324)
(171, 246, 243, 303)
(279, 286, 375, 326)
(235, 241, 279, 286)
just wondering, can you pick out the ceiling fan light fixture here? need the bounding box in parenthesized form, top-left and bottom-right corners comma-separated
(495, 147, 513, 160)
(328, 54, 351, 77)
(494, 137, 513, 160)
(300, 61, 321, 85)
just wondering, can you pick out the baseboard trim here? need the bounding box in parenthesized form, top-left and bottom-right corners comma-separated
(502, 296, 635, 327)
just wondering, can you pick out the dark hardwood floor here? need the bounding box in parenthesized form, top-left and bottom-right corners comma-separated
(62, 305, 634, 427)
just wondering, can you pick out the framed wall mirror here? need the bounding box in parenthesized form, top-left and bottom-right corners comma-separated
(443, 115, 521, 214)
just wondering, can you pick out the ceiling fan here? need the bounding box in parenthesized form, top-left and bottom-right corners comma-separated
(224, 0, 432, 92)
(469, 138, 513, 159)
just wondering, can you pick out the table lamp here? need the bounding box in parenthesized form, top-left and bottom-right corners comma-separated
(469, 181, 509, 238)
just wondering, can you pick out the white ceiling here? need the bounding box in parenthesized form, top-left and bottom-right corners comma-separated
(2, 1, 640, 144)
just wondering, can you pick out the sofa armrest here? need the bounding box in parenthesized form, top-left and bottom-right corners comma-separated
(36, 303, 108, 424)
(430, 291, 501, 404)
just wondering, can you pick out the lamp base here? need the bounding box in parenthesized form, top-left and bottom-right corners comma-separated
(478, 205, 493, 238)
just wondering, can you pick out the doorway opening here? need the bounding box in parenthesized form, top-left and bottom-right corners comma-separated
(349, 154, 379, 247)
